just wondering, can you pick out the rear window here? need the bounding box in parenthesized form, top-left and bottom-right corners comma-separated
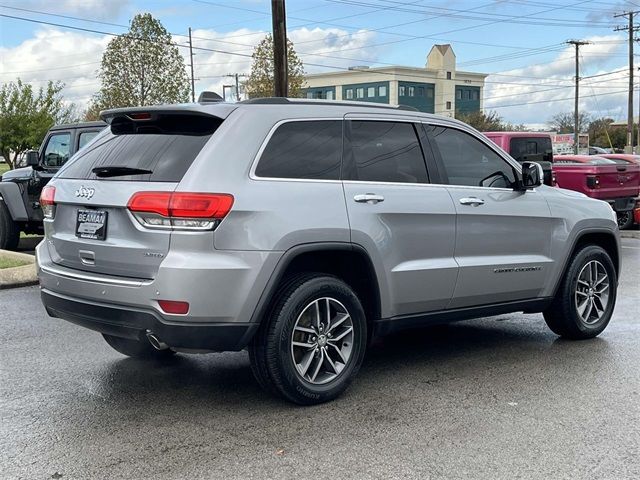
(509, 137, 553, 163)
(58, 114, 221, 182)
(255, 120, 342, 180)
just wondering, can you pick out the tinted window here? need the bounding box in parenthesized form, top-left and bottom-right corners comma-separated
(43, 133, 71, 167)
(349, 121, 428, 183)
(255, 121, 342, 180)
(510, 137, 553, 162)
(59, 134, 211, 182)
(427, 125, 516, 188)
(58, 114, 221, 182)
(78, 130, 100, 149)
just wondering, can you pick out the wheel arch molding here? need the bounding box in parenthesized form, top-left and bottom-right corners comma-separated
(248, 242, 382, 332)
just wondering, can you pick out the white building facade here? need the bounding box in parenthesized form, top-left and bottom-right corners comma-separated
(303, 44, 487, 116)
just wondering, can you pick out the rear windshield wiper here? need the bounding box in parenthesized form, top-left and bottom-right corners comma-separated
(92, 166, 153, 178)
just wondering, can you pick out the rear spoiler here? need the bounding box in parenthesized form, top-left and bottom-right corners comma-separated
(99, 106, 235, 135)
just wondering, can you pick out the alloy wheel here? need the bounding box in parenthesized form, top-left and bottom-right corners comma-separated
(290, 297, 354, 385)
(575, 260, 610, 325)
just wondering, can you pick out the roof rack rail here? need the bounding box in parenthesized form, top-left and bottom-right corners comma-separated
(239, 97, 419, 112)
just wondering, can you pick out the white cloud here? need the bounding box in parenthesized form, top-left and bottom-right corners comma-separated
(0, 25, 378, 109)
(484, 35, 630, 127)
(0, 29, 109, 107)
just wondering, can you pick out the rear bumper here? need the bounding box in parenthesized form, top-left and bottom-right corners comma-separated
(42, 289, 256, 351)
(36, 240, 282, 350)
(605, 197, 636, 212)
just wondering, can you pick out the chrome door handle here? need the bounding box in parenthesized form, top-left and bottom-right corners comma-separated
(459, 197, 485, 206)
(354, 193, 385, 204)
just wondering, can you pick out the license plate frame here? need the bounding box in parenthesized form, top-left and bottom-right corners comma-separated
(75, 209, 108, 240)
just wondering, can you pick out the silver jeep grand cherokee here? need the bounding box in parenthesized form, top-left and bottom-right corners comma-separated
(37, 98, 620, 405)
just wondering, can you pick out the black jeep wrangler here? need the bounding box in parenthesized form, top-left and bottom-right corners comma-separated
(0, 121, 105, 250)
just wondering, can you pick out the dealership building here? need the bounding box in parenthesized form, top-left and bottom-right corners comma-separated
(303, 44, 487, 116)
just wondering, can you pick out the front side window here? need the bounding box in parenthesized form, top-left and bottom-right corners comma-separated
(43, 132, 71, 167)
(348, 121, 428, 183)
(426, 125, 516, 188)
(255, 120, 342, 180)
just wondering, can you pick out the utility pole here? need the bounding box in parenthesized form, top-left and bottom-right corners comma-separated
(188, 27, 196, 103)
(568, 40, 589, 154)
(615, 11, 639, 152)
(271, 0, 288, 97)
(225, 73, 248, 101)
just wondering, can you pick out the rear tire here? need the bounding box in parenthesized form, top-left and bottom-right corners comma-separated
(249, 273, 367, 405)
(543, 245, 617, 340)
(0, 200, 20, 251)
(616, 210, 634, 230)
(102, 334, 176, 359)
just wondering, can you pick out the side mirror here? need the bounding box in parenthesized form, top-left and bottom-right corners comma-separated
(521, 161, 543, 189)
(25, 150, 40, 167)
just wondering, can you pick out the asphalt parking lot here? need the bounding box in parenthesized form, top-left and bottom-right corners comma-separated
(1, 239, 639, 480)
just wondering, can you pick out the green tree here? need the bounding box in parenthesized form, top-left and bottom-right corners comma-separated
(548, 111, 590, 134)
(88, 13, 190, 114)
(456, 110, 511, 131)
(244, 33, 305, 98)
(0, 79, 76, 170)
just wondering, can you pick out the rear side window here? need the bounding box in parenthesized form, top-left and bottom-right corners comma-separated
(255, 120, 342, 180)
(348, 121, 428, 183)
(58, 114, 221, 182)
(78, 130, 100, 149)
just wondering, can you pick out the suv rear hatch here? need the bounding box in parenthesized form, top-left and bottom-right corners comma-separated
(43, 108, 232, 279)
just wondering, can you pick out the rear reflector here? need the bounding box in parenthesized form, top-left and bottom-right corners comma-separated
(158, 300, 190, 315)
(40, 185, 56, 219)
(127, 192, 233, 230)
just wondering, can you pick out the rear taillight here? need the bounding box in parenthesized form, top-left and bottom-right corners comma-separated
(127, 192, 233, 230)
(40, 185, 56, 219)
(586, 175, 600, 189)
(551, 171, 557, 187)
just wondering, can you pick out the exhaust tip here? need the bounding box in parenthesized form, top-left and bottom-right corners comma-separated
(145, 330, 169, 350)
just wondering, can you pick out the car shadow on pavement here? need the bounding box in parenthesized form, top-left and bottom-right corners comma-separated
(90, 315, 612, 412)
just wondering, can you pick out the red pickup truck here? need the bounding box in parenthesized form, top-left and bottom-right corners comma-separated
(553, 155, 640, 229)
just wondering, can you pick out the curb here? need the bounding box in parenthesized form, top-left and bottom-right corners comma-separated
(620, 230, 640, 240)
(0, 249, 38, 290)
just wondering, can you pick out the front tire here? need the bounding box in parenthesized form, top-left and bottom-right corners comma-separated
(0, 200, 20, 251)
(249, 274, 367, 405)
(102, 334, 176, 359)
(543, 245, 617, 339)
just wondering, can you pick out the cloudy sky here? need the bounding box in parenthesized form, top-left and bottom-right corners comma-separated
(0, 0, 638, 127)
